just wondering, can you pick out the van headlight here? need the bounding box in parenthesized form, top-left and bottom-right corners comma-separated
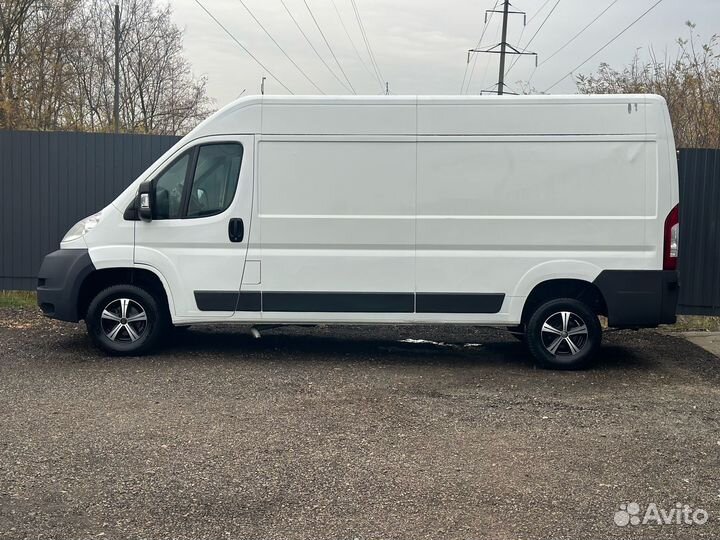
(62, 212, 102, 242)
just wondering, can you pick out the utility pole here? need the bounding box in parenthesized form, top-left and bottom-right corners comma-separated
(497, 0, 510, 95)
(385, 82, 389, 95)
(261, 76, 266, 95)
(113, 2, 120, 133)
(466, 0, 537, 95)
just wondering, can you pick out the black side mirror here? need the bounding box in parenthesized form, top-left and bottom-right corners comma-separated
(138, 181, 153, 222)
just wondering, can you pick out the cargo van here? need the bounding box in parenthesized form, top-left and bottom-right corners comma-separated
(37, 95, 679, 369)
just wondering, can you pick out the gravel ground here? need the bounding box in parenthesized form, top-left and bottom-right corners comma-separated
(0, 307, 719, 540)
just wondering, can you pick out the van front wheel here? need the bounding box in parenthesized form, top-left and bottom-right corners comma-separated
(525, 298, 601, 370)
(86, 284, 167, 356)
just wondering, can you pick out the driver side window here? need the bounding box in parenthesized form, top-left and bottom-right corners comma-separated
(187, 144, 244, 218)
(151, 142, 243, 220)
(153, 153, 190, 220)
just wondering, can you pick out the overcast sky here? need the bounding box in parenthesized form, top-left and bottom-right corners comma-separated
(170, 0, 717, 107)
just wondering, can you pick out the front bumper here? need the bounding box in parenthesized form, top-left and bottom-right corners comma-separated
(593, 270, 679, 328)
(36, 249, 95, 322)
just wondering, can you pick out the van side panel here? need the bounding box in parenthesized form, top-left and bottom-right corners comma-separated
(416, 97, 647, 136)
(256, 137, 416, 321)
(260, 98, 416, 136)
(417, 139, 649, 217)
(416, 99, 659, 324)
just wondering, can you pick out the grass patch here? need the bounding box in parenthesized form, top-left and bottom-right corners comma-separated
(0, 291, 37, 309)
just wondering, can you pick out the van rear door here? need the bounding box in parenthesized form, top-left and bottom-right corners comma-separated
(134, 135, 255, 318)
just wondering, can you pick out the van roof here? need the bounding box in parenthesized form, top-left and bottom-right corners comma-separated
(235, 93, 666, 104)
(188, 94, 666, 138)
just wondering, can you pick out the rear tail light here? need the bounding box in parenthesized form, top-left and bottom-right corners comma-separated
(663, 204, 679, 270)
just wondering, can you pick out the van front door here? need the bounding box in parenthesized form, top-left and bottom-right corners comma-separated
(134, 135, 254, 319)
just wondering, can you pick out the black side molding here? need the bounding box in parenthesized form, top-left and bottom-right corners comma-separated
(416, 293, 504, 314)
(263, 292, 414, 313)
(194, 291, 505, 314)
(593, 270, 679, 328)
(194, 291, 261, 312)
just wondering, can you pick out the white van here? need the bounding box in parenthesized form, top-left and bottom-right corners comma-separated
(37, 95, 679, 369)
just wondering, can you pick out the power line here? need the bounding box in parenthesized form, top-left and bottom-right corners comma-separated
(349, 0, 384, 84)
(543, 0, 665, 93)
(349, 0, 385, 88)
(279, 0, 351, 93)
(193, 0, 294, 94)
(510, 0, 556, 67)
(506, 0, 562, 76)
(302, 0, 357, 94)
(526, 0, 554, 25)
(330, 0, 382, 92)
(539, 0, 620, 69)
(235, 0, 325, 94)
(502, 0, 548, 80)
(461, 0, 499, 94)
(526, 0, 619, 88)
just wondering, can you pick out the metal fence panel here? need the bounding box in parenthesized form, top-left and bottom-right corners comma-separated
(677, 148, 720, 315)
(3, 133, 720, 316)
(0, 130, 179, 290)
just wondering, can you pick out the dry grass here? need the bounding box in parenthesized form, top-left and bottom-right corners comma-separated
(0, 291, 37, 309)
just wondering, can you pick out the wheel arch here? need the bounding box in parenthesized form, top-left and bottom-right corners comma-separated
(77, 266, 174, 321)
(521, 278, 608, 325)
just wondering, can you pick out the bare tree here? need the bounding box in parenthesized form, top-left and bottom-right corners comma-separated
(114, 0, 211, 134)
(576, 23, 720, 149)
(0, 0, 35, 127)
(0, 0, 213, 134)
(20, 0, 85, 129)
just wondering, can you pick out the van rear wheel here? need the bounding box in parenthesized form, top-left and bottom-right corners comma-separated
(525, 298, 601, 370)
(86, 284, 167, 356)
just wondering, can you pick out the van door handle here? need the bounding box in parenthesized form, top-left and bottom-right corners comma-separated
(228, 218, 244, 243)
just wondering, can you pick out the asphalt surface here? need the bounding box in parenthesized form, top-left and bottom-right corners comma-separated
(1, 307, 719, 540)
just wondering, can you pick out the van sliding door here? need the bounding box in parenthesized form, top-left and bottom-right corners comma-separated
(256, 137, 416, 320)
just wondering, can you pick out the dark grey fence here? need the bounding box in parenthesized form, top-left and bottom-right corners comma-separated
(0, 130, 180, 290)
(677, 148, 720, 315)
(2, 132, 720, 316)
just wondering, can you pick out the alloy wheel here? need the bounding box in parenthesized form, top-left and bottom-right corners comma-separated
(540, 311, 589, 357)
(100, 298, 148, 343)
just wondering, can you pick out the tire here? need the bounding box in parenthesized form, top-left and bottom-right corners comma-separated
(86, 284, 168, 356)
(525, 298, 602, 370)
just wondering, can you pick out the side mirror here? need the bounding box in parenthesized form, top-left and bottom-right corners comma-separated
(138, 181, 153, 222)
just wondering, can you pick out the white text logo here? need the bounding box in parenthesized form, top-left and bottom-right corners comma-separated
(614, 502, 708, 527)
